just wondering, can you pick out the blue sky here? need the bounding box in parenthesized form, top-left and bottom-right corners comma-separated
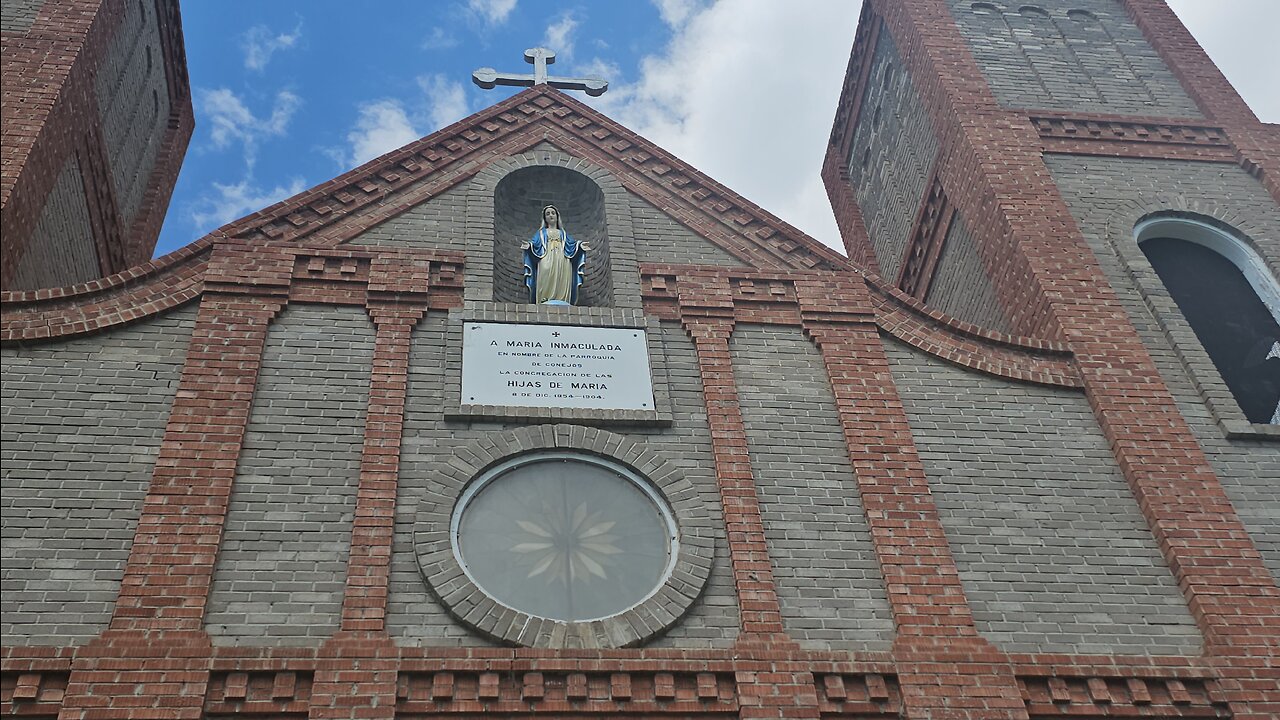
(156, 0, 1280, 258)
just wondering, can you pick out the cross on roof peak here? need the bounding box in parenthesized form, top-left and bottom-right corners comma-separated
(472, 47, 609, 97)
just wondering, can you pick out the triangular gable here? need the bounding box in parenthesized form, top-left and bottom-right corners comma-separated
(212, 85, 851, 273)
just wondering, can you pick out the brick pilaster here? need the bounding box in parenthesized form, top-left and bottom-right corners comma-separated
(58, 291, 285, 719)
(338, 304, 426, 632)
(683, 314, 787, 640)
(798, 277, 1028, 720)
(304, 303, 425, 720)
(799, 291, 978, 639)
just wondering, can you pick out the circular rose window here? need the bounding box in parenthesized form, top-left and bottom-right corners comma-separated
(451, 453, 677, 622)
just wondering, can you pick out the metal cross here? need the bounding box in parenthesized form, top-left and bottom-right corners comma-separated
(472, 47, 608, 97)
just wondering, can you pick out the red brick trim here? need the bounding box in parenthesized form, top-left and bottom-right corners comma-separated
(308, 633, 399, 720)
(1, 0, 104, 288)
(868, 284, 1081, 388)
(798, 278, 1028, 720)
(679, 292, 791, 643)
(111, 291, 287, 630)
(894, 171, 953, 299)
(798, 282, 981, 640)
(191, 85, 845, 275)
(1030, 112, 1237, 162)
(123, 83, 195, 266)
(1030, 113, 1231, 147)
(0, 242, 464, 342)
(52, 285, 284, 717)
(1, 0, 193, 288)
(822, 5, 882, 271)
(77, 121, 129, 277)
(1039, 139, 1237, 162)
(15, 641, 1275, 718)
(823, 155, 880, 273)
(339, 305, 428, 633)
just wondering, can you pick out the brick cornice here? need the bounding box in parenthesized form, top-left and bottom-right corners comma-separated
(9, 640, 1272, 718)
(642, 265, 1080, 389)
(0, 241, 464, 342)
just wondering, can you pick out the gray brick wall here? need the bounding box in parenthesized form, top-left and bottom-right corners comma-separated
(349, 183, 469, 250)
(1, 305, 195, 645)
(1045, 155, 1280, 580)
(731, 324, 894, 650)
(95, 0, 170, 228)
(631, 196, 746, 267)
(948, 0, 1201, 117)
(205, 305, 373, 646)
(11, 155, 100, 290)
(390, 316, 739, 647)
(884, 336, 1203, 655)
(0, 0, 45, 33)
(846, 24, 939, 281)
(924, 212, 1013, 333)
(626, 323, 740, 648)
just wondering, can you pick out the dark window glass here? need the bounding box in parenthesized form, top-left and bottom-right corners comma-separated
(1143, 237, 1280, 424)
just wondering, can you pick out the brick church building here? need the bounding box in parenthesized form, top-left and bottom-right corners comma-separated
(2, 1, 1278, 718)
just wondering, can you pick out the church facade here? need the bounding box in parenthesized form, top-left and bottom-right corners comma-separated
(2, 1, 1277, 719)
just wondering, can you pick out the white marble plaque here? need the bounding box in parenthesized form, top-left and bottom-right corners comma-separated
(461, 323, 655, 410)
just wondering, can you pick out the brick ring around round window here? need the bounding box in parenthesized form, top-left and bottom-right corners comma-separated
(414, 424, 716, 648)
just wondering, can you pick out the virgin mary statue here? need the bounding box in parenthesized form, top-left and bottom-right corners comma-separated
(522, 205, 588, 305)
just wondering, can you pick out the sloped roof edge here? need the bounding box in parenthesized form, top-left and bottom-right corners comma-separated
(205, 85, 853, 272)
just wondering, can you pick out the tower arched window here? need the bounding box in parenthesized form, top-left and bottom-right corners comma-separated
(1137, 217, 1280, 424)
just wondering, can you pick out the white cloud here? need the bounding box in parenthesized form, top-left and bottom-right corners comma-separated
(242, 23, 301, 71)
(341, 75, 471, 168)
(419, 74, 470, 133)
(422, 26, 459, 51)
(347, 100, 420, 167)
(189, 177, 307, 233)
(651, 0, 706, 28)
(1167, 0, 1280, 122)
(576, 57, 621, 85)
(468, 0, 517, 25)
(543, 12, 580, 59)
(591, 0, 861, 251)
(198, 88, 301, 169)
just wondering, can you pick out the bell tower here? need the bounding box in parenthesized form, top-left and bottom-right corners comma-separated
(1, 0, 193, 291)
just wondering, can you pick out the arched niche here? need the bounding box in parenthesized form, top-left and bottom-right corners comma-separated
(493, 166, 612, 307)
(1136, 216, 1280, 425)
